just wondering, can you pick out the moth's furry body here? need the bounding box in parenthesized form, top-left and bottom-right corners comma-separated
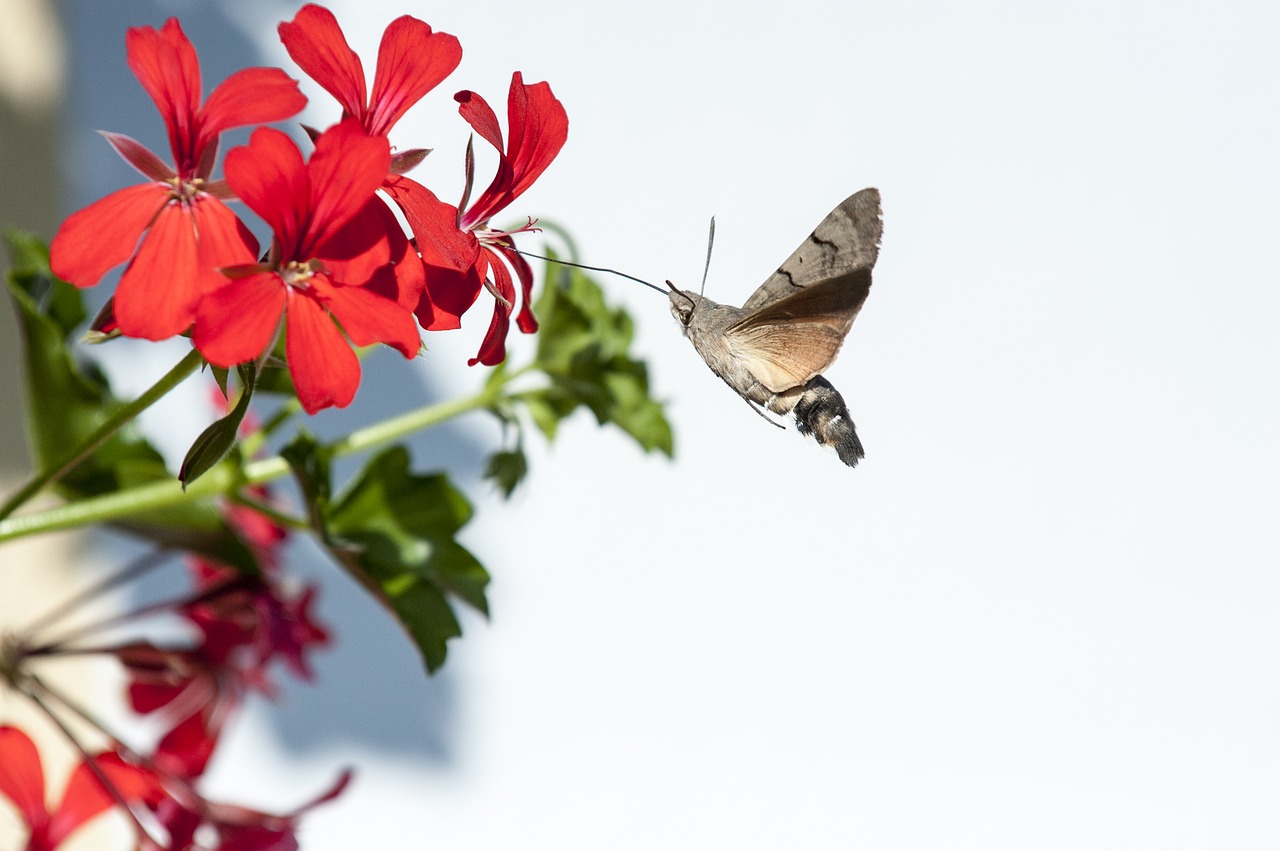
(668, 188, 881, 468)
(674, 295, 784, 408)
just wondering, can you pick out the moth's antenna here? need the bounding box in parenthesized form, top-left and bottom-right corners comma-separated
(515, 249, 667, 296)
(699, 216, 716, 297)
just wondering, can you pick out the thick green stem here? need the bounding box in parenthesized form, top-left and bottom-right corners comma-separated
(0, 383, 500, 546)
(0, 347, 205, 521)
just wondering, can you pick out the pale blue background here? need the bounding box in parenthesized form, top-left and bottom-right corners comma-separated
(55, 1, 1280, 848)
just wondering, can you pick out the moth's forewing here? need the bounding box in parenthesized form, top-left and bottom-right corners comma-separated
(742, 187, 883, 311)
(724, 267, 872, 392)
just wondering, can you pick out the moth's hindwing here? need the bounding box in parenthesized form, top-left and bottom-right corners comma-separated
(724, 267, 872, 393)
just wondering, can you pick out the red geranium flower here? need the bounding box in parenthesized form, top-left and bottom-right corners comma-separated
(49, 18, 306, 341)
(0, 725, 160, 851)
(191, 120, 422, 414)
(406, 72, 568, 366)
(279, 4, 466, 329)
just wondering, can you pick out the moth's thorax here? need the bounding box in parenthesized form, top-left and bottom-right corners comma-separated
(669, 288, 781, 408)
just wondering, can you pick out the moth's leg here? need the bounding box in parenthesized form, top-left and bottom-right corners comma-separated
(742, 396, 785, 430)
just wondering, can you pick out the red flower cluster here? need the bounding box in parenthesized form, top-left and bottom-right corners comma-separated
(51, 2, 568, 413)
(0, 473, 336, 849)
(0, 725, 346, 850)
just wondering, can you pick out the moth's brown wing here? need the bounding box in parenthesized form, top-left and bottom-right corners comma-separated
(742, 188, 882, 311)
(724, 267, 872, 393)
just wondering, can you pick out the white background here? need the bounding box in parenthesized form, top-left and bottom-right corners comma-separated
(51, 0, 1280, 848)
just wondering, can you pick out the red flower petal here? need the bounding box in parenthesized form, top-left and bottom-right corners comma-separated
(380, 176, 465, 266)
(501, 245, 539, 334)
(194, 273, 286, 367)
(415, 265, 480, 332)
(454, 88, 504, 154)
(126, 19, 202, 174)
(0, 726, 48, 832)
(224, 128, 309, 257)
(198, 66, 307, 146)
(50, 183, 167, 287)
(152, 711, 222, 781)
(316, 196, 394, 290)
(303, 121, 390, 256)
(460, 72, 567, 228)
(327, 282, 420, 358)
(503, 72, 569, 202)
(276, 586, 330, 681)
(192, 195, 260, 295)
(468, 254, 515, 366)
(380, 205, 426, 311)
(366, 16, 461, 136)
(278, 4, 368, 119)
(381, 175, 476, 274)
(113, 202, 202, 340)
(328, 198, 424, 310)
(285, 289, 360, 413)
(47, 754, 161, 847)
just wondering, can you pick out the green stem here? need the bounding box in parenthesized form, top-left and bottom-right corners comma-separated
(0, 347, 205, 521)
(328, 383, 499, 457)
(0, 382, 501, 546)
(228, 490, 309, 531)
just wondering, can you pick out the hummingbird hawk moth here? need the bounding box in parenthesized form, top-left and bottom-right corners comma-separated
(666, 188, 882, 467)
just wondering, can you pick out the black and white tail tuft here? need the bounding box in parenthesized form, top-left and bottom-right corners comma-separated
(793, 377, 864, 467)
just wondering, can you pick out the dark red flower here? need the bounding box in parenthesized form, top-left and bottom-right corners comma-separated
(0, 725, 160, 850)
(114, 639, 235, 780)
(406, 72, 568, 365)
(146, 768, 351, 851)
(49, 18, 306, 341)
(112, 566, 330, 778)
(191, 120, 422, 414)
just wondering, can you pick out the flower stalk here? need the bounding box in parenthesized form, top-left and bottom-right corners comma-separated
(0, 347, 205, 521)
(0, 378, 503, 547)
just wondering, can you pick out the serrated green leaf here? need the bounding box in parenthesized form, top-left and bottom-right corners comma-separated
(324, 446, 489, 673)
(522, 249, 674, 457)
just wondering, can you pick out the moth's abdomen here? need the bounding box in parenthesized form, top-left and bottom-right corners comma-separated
(792, 376, 864, 467)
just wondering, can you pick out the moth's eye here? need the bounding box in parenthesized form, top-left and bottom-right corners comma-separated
(669, 295, 694, 326)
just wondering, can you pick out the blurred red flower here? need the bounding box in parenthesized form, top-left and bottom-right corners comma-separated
(0, 726, 160, 851)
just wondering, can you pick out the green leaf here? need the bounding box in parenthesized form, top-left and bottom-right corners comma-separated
(4, 232, 260, 572)
(524, 250, 674, 456)
(323, 446, 489, 674)
(280, 430, 331, 529)
(483, 447, 528, 498)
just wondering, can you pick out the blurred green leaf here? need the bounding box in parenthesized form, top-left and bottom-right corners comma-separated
(483, 447, 528, 498)
(280, 430, 331, 529)
(4, 231, 259, 572)
(307, 445, 488, 674)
